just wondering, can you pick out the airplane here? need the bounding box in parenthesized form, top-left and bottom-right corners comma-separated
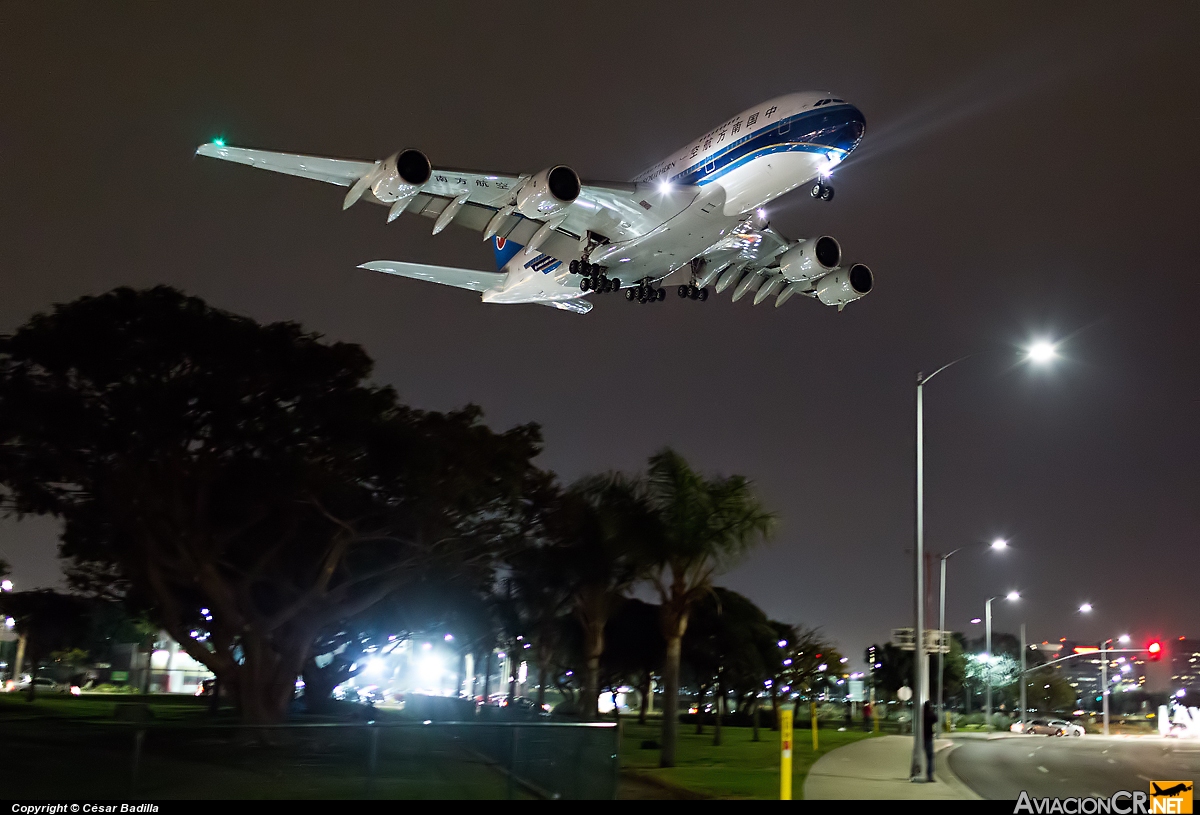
(1151, 783, 1193, 797)
(196, 91, 872, 315)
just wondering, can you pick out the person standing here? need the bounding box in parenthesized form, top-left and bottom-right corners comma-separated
(862, 700, 872, 732)
(922, 700, 937, 782)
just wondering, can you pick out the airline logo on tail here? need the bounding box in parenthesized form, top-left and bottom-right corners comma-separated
(493, 236, 560, 274)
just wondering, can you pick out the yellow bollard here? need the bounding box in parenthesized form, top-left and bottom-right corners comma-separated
(811, 699, 819, 750)
(780, 708, 793, 800)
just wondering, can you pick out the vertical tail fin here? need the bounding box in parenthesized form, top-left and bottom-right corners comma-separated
(492, 236, 523, 270)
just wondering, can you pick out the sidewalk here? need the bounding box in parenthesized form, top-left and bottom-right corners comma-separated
(803, 735, 981, 800)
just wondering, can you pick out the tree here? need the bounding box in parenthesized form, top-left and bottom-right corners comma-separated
(542, 474, 651, 719)
(641, 449, 775, 767)
(682, 588, 776, 745)
(0, 287, 542, 723)
(0, 590, 89, 700)
(600, 598, 664, 724)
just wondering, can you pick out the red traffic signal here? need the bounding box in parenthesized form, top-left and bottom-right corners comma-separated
(1146, 640, 1163, 661)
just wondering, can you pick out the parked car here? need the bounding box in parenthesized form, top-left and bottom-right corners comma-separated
(7, 676, 71, 694)
(1011, 717, 1083, 736)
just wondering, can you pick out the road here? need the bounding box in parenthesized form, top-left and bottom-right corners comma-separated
(948, 734, 1200, 799)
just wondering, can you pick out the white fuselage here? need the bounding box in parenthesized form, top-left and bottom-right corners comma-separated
(493, 91, 865, 302)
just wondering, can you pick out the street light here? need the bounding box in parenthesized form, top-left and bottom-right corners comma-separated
(911, 342, 1056, 779)
(984, 591, 1019, 731)
(937, 539, 1010, 732)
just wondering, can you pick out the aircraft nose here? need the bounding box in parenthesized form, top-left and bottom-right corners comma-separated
(830, 105, 866, 154)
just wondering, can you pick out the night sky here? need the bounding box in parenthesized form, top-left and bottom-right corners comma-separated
(2, 3, 1197, 677)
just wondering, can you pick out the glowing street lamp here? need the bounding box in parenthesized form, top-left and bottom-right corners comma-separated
(984, 591, 1019, 731)
(937, 538, 1011, 732)
(1079, 603, 1093, 613)
(1026, 341, 1058, 364)
(912, 340, 1058, 778)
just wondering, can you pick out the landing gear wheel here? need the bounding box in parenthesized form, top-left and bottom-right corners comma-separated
(657, 288, 666, 302)
(570, 260, 579, 274)
(698, 287, 709, 301)
(678, 285, 689, 298)
(688, 285, 699, 300)
(811, 182, 824, 198)
(580, 278, 591, 291)
(820, 185, 835, 201)
(611, 278, 621, 291)
(625, 288, 636, 301)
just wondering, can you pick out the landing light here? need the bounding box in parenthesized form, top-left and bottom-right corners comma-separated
(658, 180, 671, 194)
(1079, 603, 1093, 613)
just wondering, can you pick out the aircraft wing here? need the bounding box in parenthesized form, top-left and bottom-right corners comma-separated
(196, 143, 699, 254)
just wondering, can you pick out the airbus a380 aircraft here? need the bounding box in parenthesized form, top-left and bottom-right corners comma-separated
(196, 91, 871, 315)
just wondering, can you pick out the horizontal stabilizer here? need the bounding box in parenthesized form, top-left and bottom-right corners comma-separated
(358, 260, 504, 292)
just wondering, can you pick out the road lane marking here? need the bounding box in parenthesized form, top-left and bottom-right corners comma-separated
(1038, 766, 1050, 773)
(1029, 753, 1036, 758)
(1138, 774, 1153, 782)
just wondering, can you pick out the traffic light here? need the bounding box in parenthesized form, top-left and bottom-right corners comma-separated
(1147, 640, 1163, 661)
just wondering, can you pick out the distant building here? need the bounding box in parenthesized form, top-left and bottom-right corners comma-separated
(1171, 638, 1200, 693)
(1038, 639, 1146, 708)
(110, 632, 213, 694)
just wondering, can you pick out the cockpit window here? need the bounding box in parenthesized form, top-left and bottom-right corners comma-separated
(832, 98, 844, 103)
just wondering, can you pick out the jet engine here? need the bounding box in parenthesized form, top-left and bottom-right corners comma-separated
(371, 149, 432, 202)
(516, 165, 581, 219)
(815, 263, 873, 307)
(778, 236, 841, 282)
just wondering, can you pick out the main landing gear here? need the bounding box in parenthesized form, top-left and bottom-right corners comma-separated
(571, 259, 620, 294)
(625, 280, 665, 304)
(810, 181, 835, 202)
(677, 284, 709, 301)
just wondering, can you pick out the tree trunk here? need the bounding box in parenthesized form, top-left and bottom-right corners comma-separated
(753, 701, 761, 741)
(660, 633, 683, 767)
(536, 664, 548, 709)
(483, 650, 492, 702)
(581, 622, 604, 721)
(637, 672, 651, 725)
(695, 683, 708, 734)
(770, 686, 780, 730)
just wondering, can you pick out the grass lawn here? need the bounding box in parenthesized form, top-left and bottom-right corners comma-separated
(0, 695, 526, 799)
(620, 719, 878, 800)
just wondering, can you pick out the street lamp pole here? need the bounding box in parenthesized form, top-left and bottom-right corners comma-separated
(984, 592, 1019, 732)
(912, 371, 926, 781)
(937, 539, 1007, 734)
(911, 342, 1055, 777)
(985, 597, 994, 731)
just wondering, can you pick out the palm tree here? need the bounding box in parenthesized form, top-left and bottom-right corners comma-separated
(642, 449, 775, 768)
(544, 473, 651, 719)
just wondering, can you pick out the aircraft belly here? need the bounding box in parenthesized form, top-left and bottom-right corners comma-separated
(591, 186, 740, 283)
(720, 153, 828, 216)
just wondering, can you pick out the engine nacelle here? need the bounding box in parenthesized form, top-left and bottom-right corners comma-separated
(779, 236, 841, 282)
(815, 263, 873, 307)
(515, 165, 581, 219)
(371, 149, 432, 202)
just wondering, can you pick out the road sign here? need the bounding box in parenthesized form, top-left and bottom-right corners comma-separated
(892, 628, 951, 653)
(848, 679, 865, 702)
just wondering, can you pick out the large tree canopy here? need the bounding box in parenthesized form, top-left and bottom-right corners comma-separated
(0, 287, 543, 722)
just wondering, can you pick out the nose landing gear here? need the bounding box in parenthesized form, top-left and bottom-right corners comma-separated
(810, 181, 835, 202)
